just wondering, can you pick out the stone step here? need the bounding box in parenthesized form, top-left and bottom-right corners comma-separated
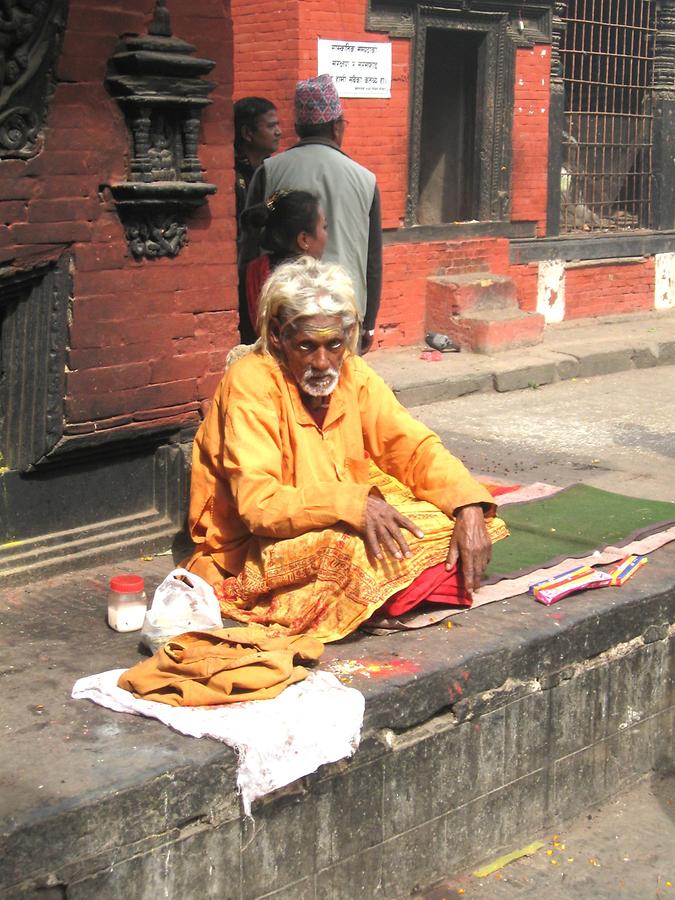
(427, 271, 518, 316)
(0, 511, 179, 586)
(426, 270, 544, 354)
(440, 308, 546, 355)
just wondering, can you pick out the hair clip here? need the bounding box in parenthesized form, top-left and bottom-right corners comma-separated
(266, 190, 291, 211)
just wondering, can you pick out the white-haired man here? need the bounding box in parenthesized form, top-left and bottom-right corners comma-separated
(186, 257, 506, 642)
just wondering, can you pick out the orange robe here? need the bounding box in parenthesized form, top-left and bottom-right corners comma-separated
(185, 351, 507, 641)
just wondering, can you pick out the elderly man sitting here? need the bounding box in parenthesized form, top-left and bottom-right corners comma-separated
(186, 257, 507, 642)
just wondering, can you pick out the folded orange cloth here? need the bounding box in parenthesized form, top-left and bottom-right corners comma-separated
(117, 625, 324, 706)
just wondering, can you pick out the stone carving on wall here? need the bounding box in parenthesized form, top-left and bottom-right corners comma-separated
(105, 0, 216, 259)
(0, 0, 68, 158)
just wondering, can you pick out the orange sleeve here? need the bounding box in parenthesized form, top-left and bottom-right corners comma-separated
(356, 361, 496, 518)
(221, 368, 371, 539)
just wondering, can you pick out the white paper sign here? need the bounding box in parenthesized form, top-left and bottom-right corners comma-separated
(317, 39, 392, 99)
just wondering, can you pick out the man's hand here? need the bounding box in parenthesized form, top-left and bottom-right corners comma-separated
(365, 495, 424, 561)
(446, 504, 492, 592)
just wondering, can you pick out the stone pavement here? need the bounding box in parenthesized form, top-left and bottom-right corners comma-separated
(418, 774, 674, 899)
(369, 309, 675, 407)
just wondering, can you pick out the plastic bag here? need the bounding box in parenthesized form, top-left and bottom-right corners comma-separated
(140, 568, 223, 653)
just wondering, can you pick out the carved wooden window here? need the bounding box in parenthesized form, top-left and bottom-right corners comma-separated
(0, 254, 69, 471)
(408, 7, 515, 226)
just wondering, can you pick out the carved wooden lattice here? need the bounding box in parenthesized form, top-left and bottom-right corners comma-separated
(0, 251, 70, 471)
(0, 0, 68, 159)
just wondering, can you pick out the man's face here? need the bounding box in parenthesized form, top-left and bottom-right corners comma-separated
(245, 109, 281, 157)
(277, 315, 349, 399)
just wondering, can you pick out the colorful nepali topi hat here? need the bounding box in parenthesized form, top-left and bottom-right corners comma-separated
(295, 74, 343, 125)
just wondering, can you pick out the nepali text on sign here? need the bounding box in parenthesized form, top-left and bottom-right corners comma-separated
(317, 39, 392, 99)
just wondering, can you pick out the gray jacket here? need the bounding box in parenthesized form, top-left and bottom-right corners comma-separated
(246, 139, 382, 329)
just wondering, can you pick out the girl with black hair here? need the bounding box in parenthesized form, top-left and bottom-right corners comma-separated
(238, 190, 327, 342)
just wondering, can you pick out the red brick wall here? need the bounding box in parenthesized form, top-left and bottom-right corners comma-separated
(231, 0, 300, 146)
(377, 238, 511, 348)
(229, 1, 654, 344)
(508, 263, 539, 314)
(564, 261, 655, 318)
(503, 259, 656, 320)
(1, 0, 236, 438)
(297, 1, 410, 228)
(232, 0, 410, 226)
(511, 45, 550, 236)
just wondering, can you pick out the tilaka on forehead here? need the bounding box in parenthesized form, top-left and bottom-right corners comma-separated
(302, 324, 344, 338)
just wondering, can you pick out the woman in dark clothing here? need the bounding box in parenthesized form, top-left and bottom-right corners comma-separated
(238, 190, 327, 342)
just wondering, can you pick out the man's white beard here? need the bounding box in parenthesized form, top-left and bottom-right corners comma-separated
(300, 365, 340, 397)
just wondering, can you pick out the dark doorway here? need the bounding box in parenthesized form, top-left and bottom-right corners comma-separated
(417, 28, 483, 225)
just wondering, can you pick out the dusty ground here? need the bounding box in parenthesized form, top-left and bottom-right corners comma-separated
(418, 775, 674, 899)
(412, 367, 675, 503)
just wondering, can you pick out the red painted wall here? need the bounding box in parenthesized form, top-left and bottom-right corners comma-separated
(1, 0, 236, 437)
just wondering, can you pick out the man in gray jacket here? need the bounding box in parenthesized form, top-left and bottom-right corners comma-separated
(245, 74, 382, 354)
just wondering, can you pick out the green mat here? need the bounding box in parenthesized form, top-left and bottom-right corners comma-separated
(485, 484, 675, 583)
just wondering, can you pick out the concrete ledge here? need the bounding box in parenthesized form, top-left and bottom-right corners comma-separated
(1, 544, 673, 899)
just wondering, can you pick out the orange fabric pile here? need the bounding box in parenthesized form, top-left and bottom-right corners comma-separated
(118, 625, 324, 706)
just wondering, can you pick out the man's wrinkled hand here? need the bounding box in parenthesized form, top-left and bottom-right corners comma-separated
(446, 504, 492, 592)
(365, 495, 424, 561)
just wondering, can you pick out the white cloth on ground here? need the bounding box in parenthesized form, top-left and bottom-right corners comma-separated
(72, 668, 364, 816)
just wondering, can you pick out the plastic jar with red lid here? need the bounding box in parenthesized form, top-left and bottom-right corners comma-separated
(108, 574, 147, 632)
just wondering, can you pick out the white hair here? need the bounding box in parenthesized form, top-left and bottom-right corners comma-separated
(257, 256, 359, 355)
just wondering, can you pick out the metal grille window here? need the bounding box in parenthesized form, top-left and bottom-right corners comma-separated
(560, 0, 657, 232)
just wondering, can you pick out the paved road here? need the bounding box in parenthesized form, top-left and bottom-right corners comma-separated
(412, 367, 675, 502)
(418, 775, 674, 899)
